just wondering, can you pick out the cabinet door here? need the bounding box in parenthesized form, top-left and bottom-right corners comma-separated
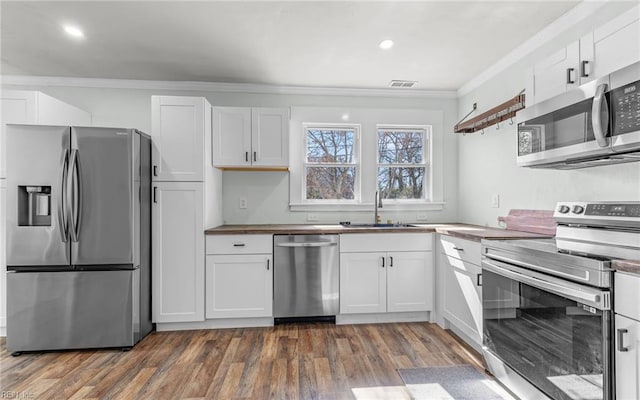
(440, 253, 482, 346)
(583, 6, 640, 82)
(615, 314, 639, 400)
(212, 107, 251, 167)
(387, 251, 433, 313)
(0, 182, 5, 332)
(251, 108, 289, 167)
(205, 254, 273, 318)
(529, 40, 580, 104)
(151, 96, 205, 181)
(152, 182, 204, 323)
(340, 252, 386, 314)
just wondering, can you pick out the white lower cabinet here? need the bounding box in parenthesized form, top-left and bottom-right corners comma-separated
(205, 234, 273, 319)
(438, 235, 483, 348)
(615, 272, 640, 400)
(339, 233, 433, 315)
(0, 181, 5, 335)
(152, 182, 204, 323)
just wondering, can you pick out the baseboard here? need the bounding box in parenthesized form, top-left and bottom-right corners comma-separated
(156, 317, 274, 331)
(336, 311, 431, 325)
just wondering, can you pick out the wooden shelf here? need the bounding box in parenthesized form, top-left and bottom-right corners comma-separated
(455, 93, 526, 134)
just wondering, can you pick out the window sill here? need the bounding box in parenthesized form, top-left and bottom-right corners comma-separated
(289, 202, 446, 212)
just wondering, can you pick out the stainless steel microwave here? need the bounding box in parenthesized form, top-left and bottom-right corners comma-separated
(517, 61, 640, 169)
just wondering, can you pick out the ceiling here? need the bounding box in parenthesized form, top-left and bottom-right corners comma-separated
(1, 1, 581, 91)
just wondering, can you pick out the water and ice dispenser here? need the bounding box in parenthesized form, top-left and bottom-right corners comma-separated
(17, 185, 51, 226)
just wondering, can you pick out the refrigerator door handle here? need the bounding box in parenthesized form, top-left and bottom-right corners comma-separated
(69, 149, 83, 242)
(57, 149, 70, 242)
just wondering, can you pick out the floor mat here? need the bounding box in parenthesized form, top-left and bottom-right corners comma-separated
(397, 365, 516, 400)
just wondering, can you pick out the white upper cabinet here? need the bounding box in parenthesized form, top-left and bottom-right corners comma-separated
(151, 96, 210, 182)
(580, 6, 640, 83)
(212, 107, 289, 168)
(526, 41, 580, 106)
(1, 90, 91, 179)
(526, 5, 640, 106)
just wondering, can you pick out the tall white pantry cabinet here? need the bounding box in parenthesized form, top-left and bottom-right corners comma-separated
(0, 90, 92, 336)
(151, 96, 222, 324)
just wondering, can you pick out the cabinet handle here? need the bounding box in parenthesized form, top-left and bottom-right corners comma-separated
(267, 259, 270, 270)
(253, 151, 257, 162)
(566, 68, 575, 84)
(153, 186, 157, 203)
(617, 328, 629, 352)
(476, 273, 482, 286)
(389, 256, 393, 267)
(233, 243, 245, 247)
(580, 60, 589, 78)
(453, 246, 464, 251)
(245, 152, 249, 162)
(153, 165, 158, 177)
(381, 257, 385, 268)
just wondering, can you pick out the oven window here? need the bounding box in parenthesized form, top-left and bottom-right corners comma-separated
(483, 269, 609, 400)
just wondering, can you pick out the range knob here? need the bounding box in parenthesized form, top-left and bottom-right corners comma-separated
(558, 205, 571, 214)
(572, 205, 585, 214)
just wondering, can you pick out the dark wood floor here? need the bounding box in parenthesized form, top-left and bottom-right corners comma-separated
(0, 322, 485, 399)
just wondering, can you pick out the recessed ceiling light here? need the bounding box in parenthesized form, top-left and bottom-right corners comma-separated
(379, 39, 394, 50)
(63, 25, 84, 39)
(341, 113, 350, 121)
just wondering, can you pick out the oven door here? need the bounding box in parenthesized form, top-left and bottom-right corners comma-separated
(482, 258, 612, 400)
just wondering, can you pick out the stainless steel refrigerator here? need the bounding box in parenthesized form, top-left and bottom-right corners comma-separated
(5, 124, 153, 354)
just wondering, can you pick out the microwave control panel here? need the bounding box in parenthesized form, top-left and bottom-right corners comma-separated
(610, 79, 640, 135)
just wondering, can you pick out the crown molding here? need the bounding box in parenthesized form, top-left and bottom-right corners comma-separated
(1, 75, 457, 99)
(457, 0, 609, 97)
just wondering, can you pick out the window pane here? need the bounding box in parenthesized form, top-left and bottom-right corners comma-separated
(306, 128, 355, 163)
(378, 167, 425, 199)
(378, 130, 424, 164)
(306, 167, 356, 200)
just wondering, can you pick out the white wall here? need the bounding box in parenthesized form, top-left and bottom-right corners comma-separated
(457, 2, 640, 227)
(0, 84, 459, 226)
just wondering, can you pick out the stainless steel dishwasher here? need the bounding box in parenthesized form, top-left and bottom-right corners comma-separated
(273, 234, 339, 321)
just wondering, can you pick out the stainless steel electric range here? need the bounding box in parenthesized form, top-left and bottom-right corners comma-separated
(481, 202, 640, 400)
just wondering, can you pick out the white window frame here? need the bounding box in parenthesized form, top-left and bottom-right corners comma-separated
(376, 124, 431, 203)
(289, 107, 444, 212)
(302, 123, 361, 204)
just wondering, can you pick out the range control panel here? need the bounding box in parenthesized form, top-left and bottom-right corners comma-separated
(586, 203, 640, 218)
(554, 202, 640, 227)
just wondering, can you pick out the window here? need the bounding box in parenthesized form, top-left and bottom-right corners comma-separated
(304, 125, 359, 201)
(377, 127, 429, 200)
(289, 107, 443, 212)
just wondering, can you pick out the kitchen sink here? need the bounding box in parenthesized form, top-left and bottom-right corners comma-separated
(340, 223, 416, 228)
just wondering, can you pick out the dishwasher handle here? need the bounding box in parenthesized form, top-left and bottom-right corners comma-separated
(276, 241, 337, 248)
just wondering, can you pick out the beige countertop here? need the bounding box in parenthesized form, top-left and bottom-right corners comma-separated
(204, 223, 550, 242)
(613, 260, 640, 276)
(205, 223, 640, 275)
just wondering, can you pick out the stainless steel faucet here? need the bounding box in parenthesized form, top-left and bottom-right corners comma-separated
(374, 191, 383, 224)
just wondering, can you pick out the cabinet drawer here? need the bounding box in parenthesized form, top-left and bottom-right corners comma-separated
(340, 233, 432, 253)
(615, 272, 640, 321)
(206, 234, 272, 255)
(439, 235, 481, 265)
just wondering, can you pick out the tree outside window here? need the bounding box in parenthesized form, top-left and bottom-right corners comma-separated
(377, 127, 428, 200)
(304, 126, 358, 201)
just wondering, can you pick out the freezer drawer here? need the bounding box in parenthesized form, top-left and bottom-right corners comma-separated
(7, 269, 138, 352)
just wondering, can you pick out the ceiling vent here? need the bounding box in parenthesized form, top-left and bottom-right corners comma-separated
(389, 80, 417, 88)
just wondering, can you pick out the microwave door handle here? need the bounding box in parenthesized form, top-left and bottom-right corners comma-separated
(57, 149, 70, 242)
(592, 83, 609, 148)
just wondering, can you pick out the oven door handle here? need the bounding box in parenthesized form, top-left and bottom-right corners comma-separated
(482, 259, 610, 310)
